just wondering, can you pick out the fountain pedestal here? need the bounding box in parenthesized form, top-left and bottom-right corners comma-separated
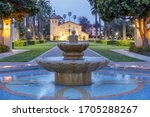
(55, 72, 91, 85)
(36, 57, 108, 86)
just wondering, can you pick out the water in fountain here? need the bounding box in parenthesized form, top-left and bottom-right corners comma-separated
(36, 30, 109, 86)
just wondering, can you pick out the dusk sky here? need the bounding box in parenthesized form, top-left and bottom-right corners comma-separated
(50, 0, 95, 24)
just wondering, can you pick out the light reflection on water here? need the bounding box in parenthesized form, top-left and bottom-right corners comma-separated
(0, 68, 149, 100)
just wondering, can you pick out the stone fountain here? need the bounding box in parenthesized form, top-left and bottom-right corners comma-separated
(36, 30, 109, 86)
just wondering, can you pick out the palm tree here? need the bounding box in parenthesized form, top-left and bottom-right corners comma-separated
(73, 15, 77, 22)
(63, 14, 67, 22)
(88, 0, 100, 39)
(37, 0, 53, 40)
(68, 12, 72, 21)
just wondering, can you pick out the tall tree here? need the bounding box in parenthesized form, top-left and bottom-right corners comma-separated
(0, 0, 38, 46)
(37, 0, 53, 40)
(73, 15, 77, 22)
(78, 16, 91, 33)
(68, 12, 72, 21)
(97, 0, 150, 47)
(0, 0, 38, 21)
(63, 14, 67, 22)
(88, 0, 101, 39)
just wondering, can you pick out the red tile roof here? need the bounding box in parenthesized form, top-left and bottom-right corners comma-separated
(51, 15, 63, 19)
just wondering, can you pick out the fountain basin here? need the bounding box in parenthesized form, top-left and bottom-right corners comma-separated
(36, 57, 109, 86)
(58, 42, 89, 59)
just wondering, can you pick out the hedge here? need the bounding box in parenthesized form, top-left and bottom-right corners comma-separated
(0, 43, 10, 53)
(92, 39, 131, 46)
(129, 43, 150, 53)
(39, 40, 46, 43)
(13, 40, 28, 47)
(27, 40, 36, 45)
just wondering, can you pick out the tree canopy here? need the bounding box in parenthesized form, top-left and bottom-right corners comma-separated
(96, 0, 150, 47)
(97, 0, 150, 22)
(0, 0, 38, 20)
(78, 16, 91, 33)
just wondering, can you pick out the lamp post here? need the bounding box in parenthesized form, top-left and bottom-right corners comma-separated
(115, 32, 119, 40)
(2, 18, 12, 49)
(27, 28, 31, 32)
(68, 25, 71, 36)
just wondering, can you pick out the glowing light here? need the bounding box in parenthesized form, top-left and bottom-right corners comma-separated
(132, 24, 136, 28)
(115, 32, 119, 36)
(3, 66, 12, 68)
(3, 76, 13, 83)
(5, 23, 9, 30)
(27, 28, 31, 32)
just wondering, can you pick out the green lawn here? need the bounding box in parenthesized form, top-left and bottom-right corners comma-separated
(0, 42, 141, 62)
(0, 42, 56, 62)
(89, 43, 141, 62)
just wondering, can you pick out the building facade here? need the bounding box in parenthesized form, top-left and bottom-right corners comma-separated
(50, 15, 89, 41)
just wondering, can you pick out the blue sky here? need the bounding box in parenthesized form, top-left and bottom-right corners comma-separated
(50, 0, 95, 24)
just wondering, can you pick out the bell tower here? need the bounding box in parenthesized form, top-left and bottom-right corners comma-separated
(50, 13, 63, 40)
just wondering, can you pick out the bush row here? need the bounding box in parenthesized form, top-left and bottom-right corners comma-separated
(13, 40, 47, 47)
(0, 43, 10, 53)
(129, 43, 150, 53)
(91, 40, 131, 46)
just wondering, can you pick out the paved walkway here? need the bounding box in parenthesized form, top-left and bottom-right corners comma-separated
(0, 49, 29, 59)
(111, 49, 150, 62)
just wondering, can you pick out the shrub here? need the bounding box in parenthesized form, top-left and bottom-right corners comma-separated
(91, 39, 108, 44)
(35, 40, 40, 44)
(107, 40, 118, 45)
(0, 43, 10, 53)
(95, 40, 101, 43)
(39, 40, 46, 43)
(100, 40, 108, 44)
(13, 40, 28, 47)
(129, 44, 150, 53)
(27, 40, 36, 45)
(106, 40, 131, 46)
(117, 40, 130, 46)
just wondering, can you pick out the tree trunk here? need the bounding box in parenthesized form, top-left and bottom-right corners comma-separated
(104, 22, 108, 40)
(32, 16, 36, 40)
(99, 16, 102, 40)
(95, 13, 98, 39)
(135, 18, 149, 47)
(25, 16, 30, 39)
(107, 23, 111, 39)
(16, 22, 20, 40)
(122, 19, 126, 40)
(143, 19, 149, 47)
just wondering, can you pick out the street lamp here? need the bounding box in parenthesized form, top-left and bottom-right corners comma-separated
(132, 24, 136, 28)
(27, 28, 31, 32)
(115, 32, 119, 36)
(5, 23, 9, 30)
